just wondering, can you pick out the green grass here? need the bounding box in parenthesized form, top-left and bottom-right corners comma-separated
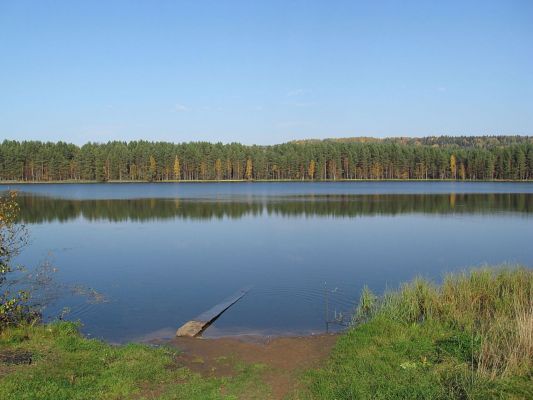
(0, 322, 268, 400)
(298, 266, 533, 400)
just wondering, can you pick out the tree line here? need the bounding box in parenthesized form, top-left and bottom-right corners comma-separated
(1, 136, 532, 182)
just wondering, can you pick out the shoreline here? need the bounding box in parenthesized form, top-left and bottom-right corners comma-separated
(1, 178, 533, 184)
(129, 325, 342, 345)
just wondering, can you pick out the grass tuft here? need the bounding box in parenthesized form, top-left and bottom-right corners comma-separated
(300, 266, 533, 400)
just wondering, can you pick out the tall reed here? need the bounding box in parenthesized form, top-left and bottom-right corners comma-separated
(355, 266, 533, 378)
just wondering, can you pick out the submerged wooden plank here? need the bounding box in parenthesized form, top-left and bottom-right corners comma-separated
(176, 321, 206, 337)
(176, 286, 251, 337)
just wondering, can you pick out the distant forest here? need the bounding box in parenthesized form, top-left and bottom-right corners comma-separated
(1, 136, 532, 182)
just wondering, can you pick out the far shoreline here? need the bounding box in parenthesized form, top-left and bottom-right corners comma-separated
(1, 178, 533, 185)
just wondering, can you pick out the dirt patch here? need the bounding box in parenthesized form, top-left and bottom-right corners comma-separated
(166, 334, 337, 399)
(0, 350, 33, 365)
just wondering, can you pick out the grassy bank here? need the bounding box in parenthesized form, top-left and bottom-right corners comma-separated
(300, 267, 533, 399)
(0, 323, 268, 400)
(1, 267, 531, 399)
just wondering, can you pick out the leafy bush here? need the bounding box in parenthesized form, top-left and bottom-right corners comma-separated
(0, 191, 37, 329)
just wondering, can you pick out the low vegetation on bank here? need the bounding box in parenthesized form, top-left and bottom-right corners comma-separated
(301, 267, 532, 399)
(0, 322, 269, 400)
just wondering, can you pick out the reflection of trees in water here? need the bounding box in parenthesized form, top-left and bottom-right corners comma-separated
(14, 193, 533, 223)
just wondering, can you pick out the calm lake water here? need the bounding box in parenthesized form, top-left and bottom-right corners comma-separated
(2, 182, 533, 342)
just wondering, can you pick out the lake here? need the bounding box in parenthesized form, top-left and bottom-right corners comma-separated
(2, 182, 533, 342)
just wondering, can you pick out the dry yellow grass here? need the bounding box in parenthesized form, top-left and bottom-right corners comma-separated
(366, 267, 532, 379)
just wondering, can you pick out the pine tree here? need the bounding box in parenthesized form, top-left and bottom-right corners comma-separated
(245, 159, 253, 180)
(215, 159, 222, 180)
(149, 155, 157, 181)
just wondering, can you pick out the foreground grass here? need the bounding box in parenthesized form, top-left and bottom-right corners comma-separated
(0, 323, 268, 400)
(300, 267, 533, 399)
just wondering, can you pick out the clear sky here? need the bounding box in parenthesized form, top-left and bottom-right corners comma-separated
(1, 0, 532, 145)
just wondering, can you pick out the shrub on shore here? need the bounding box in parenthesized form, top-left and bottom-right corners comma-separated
(0, 191, 37, 329)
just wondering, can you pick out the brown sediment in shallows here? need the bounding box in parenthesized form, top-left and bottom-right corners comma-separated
(164, 333, 337, 399)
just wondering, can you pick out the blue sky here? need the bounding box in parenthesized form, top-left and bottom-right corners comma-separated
(1, 0, 532, 145)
